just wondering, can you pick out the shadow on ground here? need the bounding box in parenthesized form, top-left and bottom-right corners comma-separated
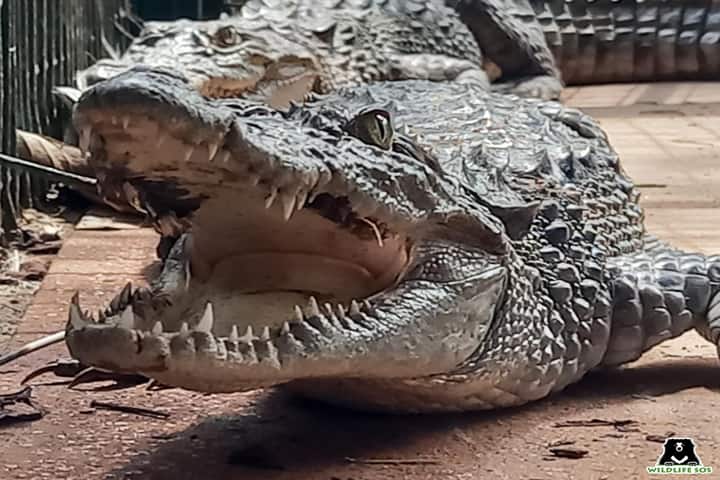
(107, 359, 719, 480)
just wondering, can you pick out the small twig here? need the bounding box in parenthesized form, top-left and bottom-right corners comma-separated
(547, 447, 589, 459)
(89, 400, 170, 419)
(0, 152, 97, 186)
(547, 440, 576, 448)
(553, 419, 637, 428)
(646, 432, 675, 443)
(0, 386, 33, 407)
(0, 386, 45, 426)
(345, 457, 440, 466)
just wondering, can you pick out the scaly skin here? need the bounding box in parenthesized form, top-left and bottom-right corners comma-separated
(450, 0, 720, 92)
(536, 0, 720, 84)
(74, 0, 720, 107)
(58, 67, 720, 413)
(76, 6, 488, 108)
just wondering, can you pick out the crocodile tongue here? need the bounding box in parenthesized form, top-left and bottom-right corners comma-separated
(189, 192, 408, 298)
(104, 186, 411, 338)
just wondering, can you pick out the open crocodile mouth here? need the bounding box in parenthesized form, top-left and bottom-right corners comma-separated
(197, 61, 321, 108)
(79, 58, 321, 109)
(66, 175, 412, 390)
(66, 68, 507, 393)
(66, 80, 421, 391)
(130, 185, 413, 346)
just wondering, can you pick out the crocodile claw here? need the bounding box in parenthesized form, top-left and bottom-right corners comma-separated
(21, 359, 87, 384)
(68, 366, 149, 390)
(22, 358, 149, 390)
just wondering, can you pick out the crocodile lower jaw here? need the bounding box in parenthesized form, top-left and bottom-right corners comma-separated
(64, 177, 415, 392)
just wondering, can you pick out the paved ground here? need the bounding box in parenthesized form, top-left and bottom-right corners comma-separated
(0, 82, 719, 480)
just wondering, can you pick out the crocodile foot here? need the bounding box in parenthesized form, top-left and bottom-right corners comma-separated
(492, 74, 563, 101)
(706, 291, 720, 357)
(22, 359, 149, 390)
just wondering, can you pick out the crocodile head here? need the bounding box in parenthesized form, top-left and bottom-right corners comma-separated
(77, 18, 322, 108)
(68, 67, 509, 395)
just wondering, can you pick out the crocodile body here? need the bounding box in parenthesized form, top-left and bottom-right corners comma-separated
(61, 67, 720, 413)
(73, 0, 720, 106)
(238, 0, 720, 86)
(534, 0, 720, 84)
(75, 4, 490, 107)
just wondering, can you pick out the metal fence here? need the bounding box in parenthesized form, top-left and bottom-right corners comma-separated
(0, 0, 233, 238)
(0, 0, 138, 235)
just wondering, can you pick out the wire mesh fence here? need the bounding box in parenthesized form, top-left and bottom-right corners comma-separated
(0, 0, 233, 241)
(0, 0, 138, 238)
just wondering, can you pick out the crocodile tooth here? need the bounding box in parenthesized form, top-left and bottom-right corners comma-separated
(239, 325, 255, 343)
(78, 127, 91, 154)
(229, 325, 239, 342)
(248, 174, 260, 186)
(179, 322, 190, 334)
(155, 134, 167, 148)
(360, 218, 384, 247)
(336, 304, 347, 319)
(195, 302, 214, 333)
(295, 189, 309, 210)
(120, 282, 133, 307)
(260, 326, 271, 341)
(216, 150, 230, 164)
(118, 305, 135, 329)
(207, 142, 219, 161)
(151, 321, 163, 335)
(281, 321, 291, 335)
(281, 192, 296, 221)
(349, 300, 361, 316)
(265, 188, 277, 209)
(121, 116, 130, 130)
(111, 115, 118, 125)
(316, 168, 332, 189)
(183, 147, 194, 163)
(307, 296, 321, 317)
(294, 305, 304, 322)
(183, 261, 191, 292)
(109, 291, 123, 313)
(69, 303, 86, 329)
(363, 300, 373, 312)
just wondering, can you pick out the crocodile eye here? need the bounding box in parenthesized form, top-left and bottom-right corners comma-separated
(213, 26, 240, 47)
(346, 109, 394, 150)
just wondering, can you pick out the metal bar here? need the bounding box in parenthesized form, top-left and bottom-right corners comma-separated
(0, 152, 97, 186)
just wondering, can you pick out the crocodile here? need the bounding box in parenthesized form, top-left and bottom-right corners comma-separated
(73, 3, 492, 109)
(72, 0, 720, 106)
(36, 66, 719, 413)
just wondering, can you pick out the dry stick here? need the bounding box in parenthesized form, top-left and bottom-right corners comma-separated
(0, 151, 97, 186)
(345, 457, 440, 466)
(0, 330, 66, 367)
(90, 400, 170, 420)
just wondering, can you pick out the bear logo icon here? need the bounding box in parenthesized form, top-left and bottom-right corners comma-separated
(656, 438, 703, 467)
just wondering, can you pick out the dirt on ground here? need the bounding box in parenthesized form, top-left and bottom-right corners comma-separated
(0, 208, 77, 350)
